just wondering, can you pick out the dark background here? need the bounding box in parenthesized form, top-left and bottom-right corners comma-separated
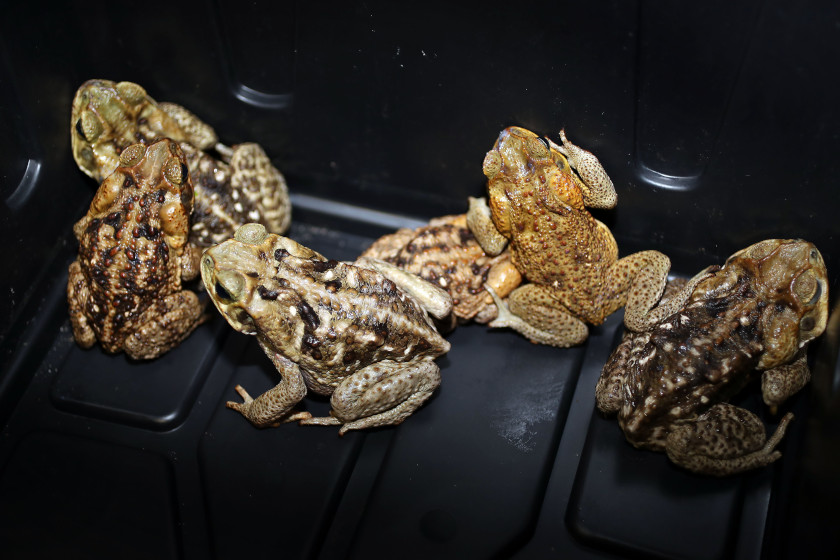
(1, 1, 838, 558)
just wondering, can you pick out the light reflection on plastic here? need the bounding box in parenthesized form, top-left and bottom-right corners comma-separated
(232, 84, 293, 110)
(5, 158, 41, 210)
(636, 162, 701, 191)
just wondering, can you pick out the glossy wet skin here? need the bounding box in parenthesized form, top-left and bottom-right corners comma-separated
(596, 239, 829, 476)
(66, 139, 205, 359)
(467, 127, 700, 347)
(201, 224, 452, 435)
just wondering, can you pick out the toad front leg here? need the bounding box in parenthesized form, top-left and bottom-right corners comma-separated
(762, 352, 811, 413)
(466, 196, 509, 256)
(665, 403, 794, 476)
(299, 358, 441, 435)
(226, 348, 312, 427)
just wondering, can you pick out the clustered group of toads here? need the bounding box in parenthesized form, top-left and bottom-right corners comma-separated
(66, 81, 829, 476)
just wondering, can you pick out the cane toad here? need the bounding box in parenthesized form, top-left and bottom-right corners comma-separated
(201, 223, 453, 435)
(70, 79, 291, 246)
(596, 239, 829, 476)
(361, 214, 522, 325)
(67, 139, 206, 360)
(466, 127, 703, 347)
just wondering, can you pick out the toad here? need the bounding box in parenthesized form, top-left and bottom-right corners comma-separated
(360, 214, 522, 326)
(201, 223, 453, 435)
(596, 239, 829, 476)
(67, 139, 206, 360)
(466, 126, 704, 347)
(70, 79, 291, 246)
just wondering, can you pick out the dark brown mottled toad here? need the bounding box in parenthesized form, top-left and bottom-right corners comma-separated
(596, 239, 829, 476)
(67, 140, 205, 359)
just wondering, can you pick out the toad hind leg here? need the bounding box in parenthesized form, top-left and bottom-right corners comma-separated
(665, 403, 794, 476)
(300, 358, 441, 435)
(123, 290, 206, 360)
(67, 261, 97, 349)
(227, 349, 311, 427)
(486, 283, 588, 347)
(229, 143, 292, 235)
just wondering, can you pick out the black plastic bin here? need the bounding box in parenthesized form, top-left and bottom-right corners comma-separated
(1, 1, 839, 558)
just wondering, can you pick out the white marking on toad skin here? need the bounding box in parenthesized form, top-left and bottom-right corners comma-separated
(234, 202, 244, 213)
(289, 306, 298, 316)
(689, 346, 701, 357)
(663, 342, 674, 352)
(740, 315, 750, 326)
(670, 406, 682, 416)
(644, 396, 656, 407)
(659, 322, 673, 330)
(638, 349, 656, 365)
(215, 170, 225, 182)
(680, 315, 690, 324)
(323, 270, 335, 281)
(231, 190, 239, 200)
(248, 210, 260, 220)
(700, 395, 709, 404)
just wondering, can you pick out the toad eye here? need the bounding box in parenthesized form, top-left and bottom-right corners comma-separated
(164, 157, 185, 185)
(213, 270, 246, 303)
(482, 151, 502, 178)
(525, 136, 550, 160)
(76, 111, 103, 142)
(215, 280, 233, 302)
(119, 144, 145, 167)
(793, 271, 821, 305)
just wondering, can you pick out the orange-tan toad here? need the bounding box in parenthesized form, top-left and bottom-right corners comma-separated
(466, 127, 705, 347)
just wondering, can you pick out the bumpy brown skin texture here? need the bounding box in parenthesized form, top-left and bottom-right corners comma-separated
(201, 225, 452, 435)
(70, 79, 291, 246)
(596, 239, 829, 476)
(66, 140, 205, 360)
(467, 127, 686, 347)
(360, 214, 522, 325)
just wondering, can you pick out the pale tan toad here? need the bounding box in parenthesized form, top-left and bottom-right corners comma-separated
(201, 223, 453, 435)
